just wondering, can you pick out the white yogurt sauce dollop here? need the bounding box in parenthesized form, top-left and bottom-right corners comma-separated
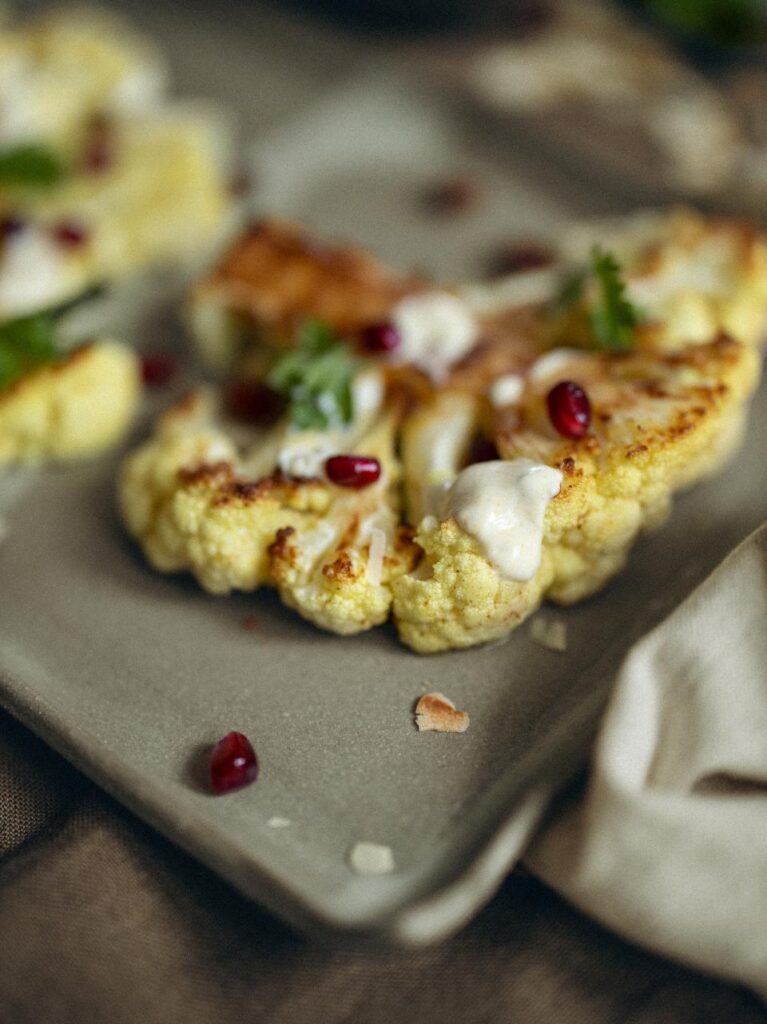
(391, 291, 478, 382)
(0, 227, 71, 317)
(443, 459, 562, 581)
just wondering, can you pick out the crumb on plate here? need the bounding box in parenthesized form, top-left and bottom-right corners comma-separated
(415, 691, 470, 733)
(348, 841, 395, 876)
(528, 615, 568, 652)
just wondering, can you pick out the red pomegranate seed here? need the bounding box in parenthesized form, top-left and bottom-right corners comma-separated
(141, 353, 178, 387)
(224, 380, 285, 427)
(425, 175, 483, 216)
(546, 380, 591, 439)
(241, 614, 259, 631)
(83, 140, 114, 174)
(51, 221, 89, 249)
(229, 169, 254, 197)
(325, 454, 381, 488)
(209, 731, 258, 794)
(0, 215, 25, 239)
(488, 240, 554, 277)
(360, 321, 401, 354)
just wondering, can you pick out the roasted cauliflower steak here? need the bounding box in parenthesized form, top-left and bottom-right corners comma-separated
(122, 209, 767, 651)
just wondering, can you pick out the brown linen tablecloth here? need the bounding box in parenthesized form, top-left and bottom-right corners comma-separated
(0, 709, 764, 1024)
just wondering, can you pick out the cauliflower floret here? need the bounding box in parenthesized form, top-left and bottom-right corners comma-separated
(119, 389, 324, 591)
(394, 335, 759, 652)
(0, 8, 165, 156)
(0, 339, 139, 463)
(550, 208, 767, 353)
(0, 107, 233, 320)
(268, 411, 417, 634)
(119, 387, 418, 634)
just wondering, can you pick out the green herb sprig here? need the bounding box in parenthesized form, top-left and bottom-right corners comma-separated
(0, 313, 58, 389)
(555, 247, 640, 352)
(0, 286, 109, 390)
(0, 143, 66, 189)
(589, 246, 640, 352)
(267, 319, 357, 431)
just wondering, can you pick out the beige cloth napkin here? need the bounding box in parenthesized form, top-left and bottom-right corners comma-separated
(527, 524, 767, 998)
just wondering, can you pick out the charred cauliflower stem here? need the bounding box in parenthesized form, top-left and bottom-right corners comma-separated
(123, 209, 767, 651)
(0, 9, 233, 321)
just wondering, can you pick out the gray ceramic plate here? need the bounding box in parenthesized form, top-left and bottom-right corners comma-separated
(2, 1, 767, 942)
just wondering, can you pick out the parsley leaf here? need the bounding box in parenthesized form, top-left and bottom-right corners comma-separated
(267, 319, 357, 431)
(0, 143, 66, 188)
(0, 313, 58, 389)
(589, 246, 640, 352)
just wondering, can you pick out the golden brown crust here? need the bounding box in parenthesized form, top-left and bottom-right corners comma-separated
(197, 219, 424, 340)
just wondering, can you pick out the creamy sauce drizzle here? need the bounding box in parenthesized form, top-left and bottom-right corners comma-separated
(392, 291, 478, 382)
(443, 459, 562, 581)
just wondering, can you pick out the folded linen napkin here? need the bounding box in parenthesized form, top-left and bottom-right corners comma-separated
(526, 523, 767, 998)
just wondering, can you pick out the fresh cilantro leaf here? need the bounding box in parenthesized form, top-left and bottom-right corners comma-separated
(0, 313, 58, 389)
(267, 319, 357, 431)
(588, 246, 639, 352)
(0, 143, 66, 188)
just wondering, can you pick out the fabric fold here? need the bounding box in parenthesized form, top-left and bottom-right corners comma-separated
(528, 524, 767, 998)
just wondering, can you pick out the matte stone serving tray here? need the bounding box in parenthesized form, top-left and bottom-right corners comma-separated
(2, 1, 767, 942)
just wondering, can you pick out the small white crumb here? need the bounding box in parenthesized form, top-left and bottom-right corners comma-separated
(529, 615, 568, 652)
(415, 692, 470, 733)
(489, 373, 524, 408)
(348, 841, 395, 876)
(267, 816, 291, 829)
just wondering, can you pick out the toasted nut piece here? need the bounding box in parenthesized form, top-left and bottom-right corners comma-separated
(415, 692, 470, 733)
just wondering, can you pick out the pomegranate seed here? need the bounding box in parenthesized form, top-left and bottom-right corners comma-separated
(82, 112, 115, 173)
(325, 454, 381, 488)
(224, 380, 285, 427)
(229, 169, 254, 197)
(209, 731, 258, 794)
(0, 215, 25, 240)
(141, 353, 178, 387)
(488, 240, 554, 277)
(425, 175, 483, 216)
(241, 614, 258, 631)
(360, 321, 401, 354)
(83, 140, 114, 174)
(51, 221, 89, 249)
(546, 380, 591, 439)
